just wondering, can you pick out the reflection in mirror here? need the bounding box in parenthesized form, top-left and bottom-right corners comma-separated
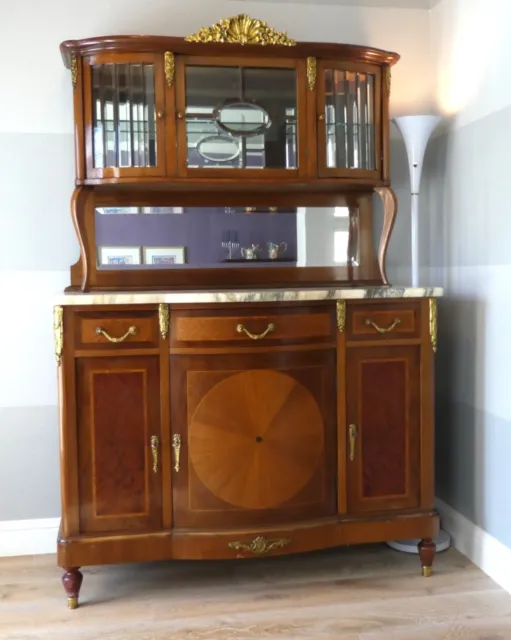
(185, 66, 297, 169)
(95, 207, 360, 269)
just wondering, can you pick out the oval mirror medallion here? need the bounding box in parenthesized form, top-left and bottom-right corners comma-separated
(214, 100, 272, 137)
(196, 135, 241, 163)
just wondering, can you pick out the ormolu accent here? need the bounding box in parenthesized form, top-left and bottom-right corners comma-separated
(236, 322, 275, 340)
(336, 301, 346, 333)
(349, 424, 358, 462)
(185, 14, 296, 46)
(172, 433, 181, 472)
(422, 566, 432, 578)
(385, 66, 391, 95)
(429, 298, 437, 353)
(71, 55, 78, 89)
(53, 306, 64, 366)
(68, 596, 78, 610)
(159, 304, 169, 340)
(95, 325, 137, 343)
(228, 536, 291, 555)
(364, 317, 402, 334)
(307, 57, 317, 91)
(150, 435, 159, 473)
(164, 51, 175, 87)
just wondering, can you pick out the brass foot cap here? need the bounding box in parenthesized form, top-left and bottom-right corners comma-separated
(422, 566, 432, 578)
(68, 596, 79, 610)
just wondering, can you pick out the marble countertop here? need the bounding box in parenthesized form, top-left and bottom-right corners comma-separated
(56, 286, 443, 306)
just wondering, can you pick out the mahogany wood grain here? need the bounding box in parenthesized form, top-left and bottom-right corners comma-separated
(56, 512, 438, 566)
(374, 186, 398, 285)
(381, 65, 391, 183)
(347, 301, 421, 342)
(60, 37, 400, 69)
(74, 309, 159, 349)
(69, 186, 90, 290)
(346, 345, 421, 513)
(170, 349, 337, 529)
(171, 307, 334, 346)
(76, 355, 162, 533)
(72, 56, 85, 182)
(336, 313, 347, 515)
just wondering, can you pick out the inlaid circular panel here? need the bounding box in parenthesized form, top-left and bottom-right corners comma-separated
(188, 370, 324, 510)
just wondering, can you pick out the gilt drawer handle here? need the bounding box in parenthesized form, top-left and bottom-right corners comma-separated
(150, 435, 159, 474)
(364, 318, 401, 334)
(236, 323, 275, 340)
(95, 326, 137, 343)
(228, 536, 291, 556)
(349, 424, 358, 462)
(172, 434, 181, 472)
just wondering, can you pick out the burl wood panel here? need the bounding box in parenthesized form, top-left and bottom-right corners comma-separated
(76, 356, 162, 533)
(347, 301, 421, 342)
(74, 309, 159, 349)
(346, 345, 421, 513)
(171, 307, 334, 347)
(170, 350, 337, 529)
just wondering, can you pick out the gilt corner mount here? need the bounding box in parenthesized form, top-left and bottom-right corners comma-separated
(184, 14, 296, 46)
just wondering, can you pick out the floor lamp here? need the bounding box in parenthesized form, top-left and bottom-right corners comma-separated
(393, 115, 442, 287)
(387, 114, 450, 555)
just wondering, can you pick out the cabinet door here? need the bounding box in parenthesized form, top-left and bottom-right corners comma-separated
(83, 52, 167, 179)
(175, 56, 307, 179)
(346, 346, 420, 513)
(171, 351, 336, 529)
(76, 356, 162, 533)
(317, 61, 381, 180)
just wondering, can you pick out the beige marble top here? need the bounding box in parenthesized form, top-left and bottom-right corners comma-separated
(56, 286, 443, 306)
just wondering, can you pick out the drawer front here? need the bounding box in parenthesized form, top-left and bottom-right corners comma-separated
(74, 310, 159, 349)
(171, 307, 335, 346)
(347, 302, 421, 341)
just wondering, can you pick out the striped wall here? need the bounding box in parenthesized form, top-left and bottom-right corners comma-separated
(421, 0, 511, 550)
(0, 0, 431, 526)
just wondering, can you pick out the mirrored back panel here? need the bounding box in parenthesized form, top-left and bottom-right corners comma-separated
(95, 206, 359, 269)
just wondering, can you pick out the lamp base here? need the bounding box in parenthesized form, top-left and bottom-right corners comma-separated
(386, 529, 451, 554)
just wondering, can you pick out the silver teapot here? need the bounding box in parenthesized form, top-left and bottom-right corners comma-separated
(241, 244, 260, 260)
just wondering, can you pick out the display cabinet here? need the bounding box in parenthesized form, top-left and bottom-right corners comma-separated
(55, 14, 441, 609)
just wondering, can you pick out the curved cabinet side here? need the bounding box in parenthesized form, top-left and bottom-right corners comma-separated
(69, 187, 92, 291)
(375, 186, 398, 285)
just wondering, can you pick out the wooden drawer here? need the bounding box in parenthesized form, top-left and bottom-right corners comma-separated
(171, 306, 335, 347)
(346, 301, 421, 341)
(73, 309, 159, 349)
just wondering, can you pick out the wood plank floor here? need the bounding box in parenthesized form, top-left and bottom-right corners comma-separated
(1, 544, 511, 639)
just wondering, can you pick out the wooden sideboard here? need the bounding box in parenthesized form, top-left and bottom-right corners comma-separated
(56, 296, 439, 608)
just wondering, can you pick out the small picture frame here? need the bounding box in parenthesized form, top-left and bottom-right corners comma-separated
(143, 246, 186, 265)
(141, 207, 183, 214)
(99, 246, 141, 266)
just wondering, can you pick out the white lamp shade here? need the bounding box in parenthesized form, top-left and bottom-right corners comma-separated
(393, 115, 442, 194)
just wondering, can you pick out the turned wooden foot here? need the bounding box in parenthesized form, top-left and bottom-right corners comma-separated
(418, 538, 436, 577)
(62, 567, 83, 609)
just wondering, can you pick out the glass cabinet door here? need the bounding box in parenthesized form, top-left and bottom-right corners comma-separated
(176, 59, 305, 177)
(317, 62, 381, 179)
(83, 53, 167, 179)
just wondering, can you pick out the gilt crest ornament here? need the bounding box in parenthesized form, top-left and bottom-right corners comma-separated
(185, 14, 296, 46)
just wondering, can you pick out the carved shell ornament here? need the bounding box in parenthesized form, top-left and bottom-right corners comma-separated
(185, 14, 296, 46)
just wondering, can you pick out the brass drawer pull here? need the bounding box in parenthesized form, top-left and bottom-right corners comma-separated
(236, 323, 275, 340)
(228, 536, 291, 555)
(95, 325, 137, 343)
(150, 435, 159, 473)
(172, 434, 181, 472)
(364, 318, 401, 334)
(349, 424, 358, 461)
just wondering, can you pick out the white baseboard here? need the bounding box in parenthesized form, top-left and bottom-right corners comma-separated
(436, 498, 511, 594)
(0, 518, 60, 557)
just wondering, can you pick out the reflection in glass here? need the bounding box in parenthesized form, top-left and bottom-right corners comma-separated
(185, 66, 297, 169)
(324, 69, 375, 170)
(95, 207, 360, 270)
(92, 63, 157, 169)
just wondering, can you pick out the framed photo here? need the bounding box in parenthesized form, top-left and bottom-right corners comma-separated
(98, 246, 141, 266)
(143, 246, 186, 265)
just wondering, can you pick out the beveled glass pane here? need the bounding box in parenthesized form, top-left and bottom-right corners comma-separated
(95, 206, 359, 269)
(92, 62, 157, 169)
(185, 66, 297, 170)
(324, 69, 375, 170)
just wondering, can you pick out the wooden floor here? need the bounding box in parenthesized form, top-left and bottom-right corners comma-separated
(1, 544, 511, 639)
